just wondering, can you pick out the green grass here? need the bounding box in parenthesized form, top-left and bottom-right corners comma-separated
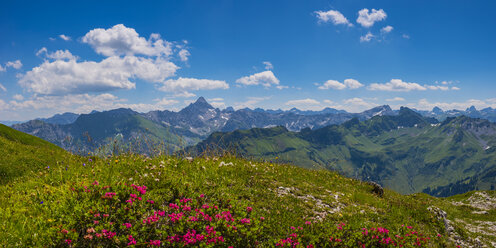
(0, 124, 495, 247)
(0, 124, 68, 184)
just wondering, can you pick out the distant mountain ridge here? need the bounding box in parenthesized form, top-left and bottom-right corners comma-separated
(189, 108, 496, 196)
(416, 105, 496, 122)
(11, 97, 496, 156)
(12, 97, 399, 153)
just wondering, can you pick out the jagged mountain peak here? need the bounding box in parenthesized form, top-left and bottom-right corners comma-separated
(432, 106, 444, 114)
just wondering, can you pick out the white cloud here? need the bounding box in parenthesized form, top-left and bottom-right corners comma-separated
(36, 47, 48, 56)
(0, 65, 5, 72)
(402, 34, 410, 39)
(6, 93, 180, 115)
(159, 77, 229, 94)
(285, 98, 321, 110)
(6, 60, 22, 69)
(368, 79, 426, 92)
(276, 85, 289, 90)
(59, 34, 71, 41)
(174, 91, 196, 98)
(0, 99, 7, 111)
(178, 49, 190, 62)
(319, 80, 346, 90)
(315, 10, 353, 27)
(47, 50, 79, 60)
(386, 97, 405, 102)
(209, 97, 224, 102)
(263, 61, 273, 70)
(153, 97, 179, 107)
(234, 96, 270, 109)
(37, 48, 79, 60)
(357, 8, 387, 28)
(381, 25, 393, 33)
(208, 98, 225, 109)
(425, 85, 450, 91)
(327, 98, 377, 112)
(19, 55, 178, 95)
(360, 32, 374, 42)
(0, 83, 6, 92)
(12, 94, 24, 101)
(369, 79, 460, 92)
(318, 78, 363, 90)
(82, 24, 172, 57)
(343, 79, 364, 89)
(236, 70, 280, 87)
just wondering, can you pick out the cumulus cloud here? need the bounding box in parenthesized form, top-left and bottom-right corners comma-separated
(234, 96, 271, 109)
(0, 65, 5, 72)
(369, 79, 426, 92)
(6, 93, 180, 116)
(37, 48, 79, 60)
(236, 70, 280, 87)
(263, 61, 273, 70)
(59, 34, 71, 41)
(178, 49, 190, 62)
(326, 98, 378, 112)
(82, 24, 172, 57)
(318, 78, 363, 90)
(368, 79, 459, 92)
(159, 77, 229, 95)
(6, 60, 22, 69)
(451, 86, 460, 90)
(315, 10, 353, 27)
(360, 32, 374, 42)
(319, 80, 346, 90)
(12, 94, 24, 101)
(19, 55, 178, 95)
(381, 25, 393, 33)
(402, 34, 410, 39)
(0, 83, 6, 92)
(357, 8, 387, 28)
(386, 97, 405, 102)
(285, 98, 321, 109)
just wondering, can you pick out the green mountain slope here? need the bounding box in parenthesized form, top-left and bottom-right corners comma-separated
(1, 147, 495, 246)
(191, 108, 496, 196)
(13, 109, 201, 154)
(0, 124, 67, 184)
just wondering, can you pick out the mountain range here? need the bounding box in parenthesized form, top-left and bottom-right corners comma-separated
(10, 97, 496, 196)
(190, 107, 496, 196)
(11, 97, 397, 153)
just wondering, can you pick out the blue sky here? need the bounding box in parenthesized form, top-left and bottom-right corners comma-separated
(1, 0, 495, 120)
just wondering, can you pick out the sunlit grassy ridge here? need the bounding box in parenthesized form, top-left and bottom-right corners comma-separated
(0, 124, 495, 247)
(0, 123, 68, 184)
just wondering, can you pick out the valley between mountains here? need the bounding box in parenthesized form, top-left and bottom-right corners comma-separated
(10, 97, 496, 197)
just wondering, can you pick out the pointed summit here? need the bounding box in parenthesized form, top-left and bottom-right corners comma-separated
(195, 96, 208, 104)
(180, 97, 214, 115)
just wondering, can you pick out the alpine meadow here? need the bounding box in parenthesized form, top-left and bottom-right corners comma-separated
(1, 1, 496, 247)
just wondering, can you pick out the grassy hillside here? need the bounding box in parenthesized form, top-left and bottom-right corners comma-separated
(0, 153, 494, 245)
(0, 124, 68, 184)
(191, 110, 496, 196)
